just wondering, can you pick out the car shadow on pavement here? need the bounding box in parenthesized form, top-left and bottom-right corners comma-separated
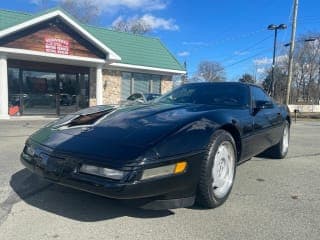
(10, 169, 174, 222)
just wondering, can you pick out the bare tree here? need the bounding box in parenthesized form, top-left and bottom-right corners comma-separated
(291, 33, 320, 103)
(36, 0, 100, 24)
(239, 73, 255, 84)
(261, 32, 320, 104)
(197, 61, 226, 82)
(262, 67, 288, 103)
(59, 0, 99, 24)
(112, 18, 151, 35)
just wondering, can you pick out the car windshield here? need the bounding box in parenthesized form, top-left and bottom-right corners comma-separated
(156, 83, 249, 107)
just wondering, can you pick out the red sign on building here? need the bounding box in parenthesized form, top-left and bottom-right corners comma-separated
(45, 38, 70, 55)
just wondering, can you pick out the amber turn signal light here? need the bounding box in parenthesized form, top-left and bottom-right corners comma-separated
(174, 161, 187, 174)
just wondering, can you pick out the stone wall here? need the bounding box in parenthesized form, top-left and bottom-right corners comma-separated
(288, 104, 320, 113)
(161, 76, 173, 94)
(102, 69, 121, 105)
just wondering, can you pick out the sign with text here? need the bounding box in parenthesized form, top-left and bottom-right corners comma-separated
(45, 38, 70, 55)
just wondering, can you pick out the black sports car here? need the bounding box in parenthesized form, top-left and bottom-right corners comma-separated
(21, 82, 291, 210)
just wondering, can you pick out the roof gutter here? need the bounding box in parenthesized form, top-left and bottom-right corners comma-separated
(108, 62, 186, 75)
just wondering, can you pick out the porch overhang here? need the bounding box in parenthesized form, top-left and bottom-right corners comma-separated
(0, 9, 121, 62)
(0, 47, 106, 67)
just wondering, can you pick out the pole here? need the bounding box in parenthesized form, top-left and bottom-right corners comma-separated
(271, 28, 278, 96)
(286, 0, 299, 104)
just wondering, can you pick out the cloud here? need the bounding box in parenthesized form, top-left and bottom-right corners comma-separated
(140, 14, 179, 31)
(31, 0, 167, 12)
(253, 55, 287, 66)
(100, 0, 167, 11)
(257, 67, 266, 74)
(254, 57, 272, 66)
(112, 14, 179, 31)
(112, 16, 124, 26)
(177, 51, 190, 57)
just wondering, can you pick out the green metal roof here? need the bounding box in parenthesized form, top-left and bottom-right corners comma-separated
(0, 8, 185, 72)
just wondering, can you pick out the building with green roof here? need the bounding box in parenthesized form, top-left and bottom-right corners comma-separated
(0, 8, 185, 118)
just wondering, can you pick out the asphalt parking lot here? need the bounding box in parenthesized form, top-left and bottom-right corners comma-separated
(0, 119, 319, 240)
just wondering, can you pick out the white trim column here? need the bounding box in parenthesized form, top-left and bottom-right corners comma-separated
(0, 55, 9, 119)
(96, 65, 103, 105)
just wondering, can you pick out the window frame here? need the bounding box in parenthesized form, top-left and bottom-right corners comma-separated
(121, 72, 162, 100)
(250, 85, 275, 110)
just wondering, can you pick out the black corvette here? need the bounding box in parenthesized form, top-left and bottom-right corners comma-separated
(21, 82, 291, 210)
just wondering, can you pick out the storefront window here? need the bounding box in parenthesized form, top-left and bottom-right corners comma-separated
(8, 68, 21, 116)
(151, 75, 161, 94)
(7, 61, 90, 116)
(121, 72, 132, 100)
(133, 73, 149, 94)
(121, 72, 162, 100)
(22, 71, 57, 115)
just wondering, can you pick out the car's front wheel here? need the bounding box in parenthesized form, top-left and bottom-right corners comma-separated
(196, 130, 236, 208)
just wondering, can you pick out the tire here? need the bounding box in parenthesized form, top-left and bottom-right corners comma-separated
(266, 120, 290, 159)
(196, 130, 237, 208)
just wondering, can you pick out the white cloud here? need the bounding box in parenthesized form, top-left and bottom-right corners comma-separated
(254, 57, 273, 66)
(254, 55, 288, 66)
(257, 67, 266, 74)
(140, 14, 179, 31)
(102, 0, 167, 11)
(31, 0, 167, 12)
(177, 51, 190, 57)
(112, 14, 179, 31)
(112, 16, 124, 26)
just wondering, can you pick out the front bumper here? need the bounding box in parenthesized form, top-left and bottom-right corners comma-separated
(20, 142, 204, 209)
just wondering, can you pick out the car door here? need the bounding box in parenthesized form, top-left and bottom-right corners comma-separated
(250, 86, 281, 155)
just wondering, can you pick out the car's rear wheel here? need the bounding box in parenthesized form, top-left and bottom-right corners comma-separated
(266, 120, 290, 159)
(196, 130, 236, 208)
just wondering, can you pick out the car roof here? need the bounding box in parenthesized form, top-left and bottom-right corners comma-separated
(184, 81, 261, 88)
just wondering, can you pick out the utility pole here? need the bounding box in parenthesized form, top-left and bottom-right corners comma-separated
(286, 0, 299, 104)
(182, 60, 188, 84)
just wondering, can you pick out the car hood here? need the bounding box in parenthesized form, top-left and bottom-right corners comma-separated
(29, 103, 218, 165)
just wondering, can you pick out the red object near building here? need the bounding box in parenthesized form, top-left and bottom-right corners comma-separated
(9, 106, 20, 116)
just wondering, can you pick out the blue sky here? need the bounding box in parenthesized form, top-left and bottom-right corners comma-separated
(1, 0, 320, 80)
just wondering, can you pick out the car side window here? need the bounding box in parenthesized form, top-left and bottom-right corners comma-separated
(251, 87, 273, 108)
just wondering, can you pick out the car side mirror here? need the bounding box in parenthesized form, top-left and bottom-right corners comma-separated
(253, 100, 273, 114)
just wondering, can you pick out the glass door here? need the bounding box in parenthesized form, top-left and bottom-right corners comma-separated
(21, 70, 57, 115)
(58, 73, 78, 115)
(7, 62, 90, 116)
(58, 73, 89, 115)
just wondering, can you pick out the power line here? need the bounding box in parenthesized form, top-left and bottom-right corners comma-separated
(223, 48, 273, 69)
(188, 47, 273, 76)
(219, 35, 273, 63)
